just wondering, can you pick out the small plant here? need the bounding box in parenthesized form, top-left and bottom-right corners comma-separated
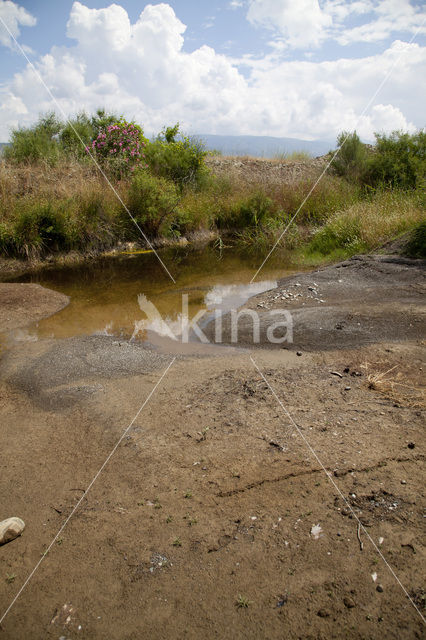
(197, 427, 209, 442)
(184, 490, 192, 499)
(166, 515, 173, 523)
(172, 537, 182, 547)
(5, 573, 16, 584)
(56, 538, 63, 545)
(236, 594, 252, 608)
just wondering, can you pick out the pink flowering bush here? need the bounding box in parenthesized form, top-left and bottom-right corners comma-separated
(86, 120, 147, 178)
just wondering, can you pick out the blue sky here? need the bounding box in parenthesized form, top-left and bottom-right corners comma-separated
(0, 0, 425, 141)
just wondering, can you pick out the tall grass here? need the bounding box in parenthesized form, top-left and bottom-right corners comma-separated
(306, 190, 425, 259)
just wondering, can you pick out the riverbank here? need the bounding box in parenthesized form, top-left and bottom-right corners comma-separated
(1, 153, 424, 274)
(0, 247, 424, 638)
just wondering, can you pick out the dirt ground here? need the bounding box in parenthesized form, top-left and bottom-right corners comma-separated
(0, 254, 424, 639)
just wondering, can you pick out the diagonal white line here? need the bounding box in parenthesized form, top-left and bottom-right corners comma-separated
(250, 16, 426, 283)
(0, 16, 175, 284)
(250, 355, 425, 624)
(0, 357, 176, 627)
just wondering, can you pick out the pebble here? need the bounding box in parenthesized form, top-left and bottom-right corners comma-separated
(343, 596, 356, 609)
(344, 386, 351, 391)
(376, 585, 384, 593)
(317, 608, 331, 618)
(296, 351, 302, 356)
(0, 517, 25, 545)
(401, 480, 407, 485)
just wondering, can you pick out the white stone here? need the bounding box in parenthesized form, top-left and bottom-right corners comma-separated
(0, 517, 25, 545)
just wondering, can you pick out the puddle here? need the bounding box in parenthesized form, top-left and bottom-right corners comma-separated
(2, 244, 303, 346)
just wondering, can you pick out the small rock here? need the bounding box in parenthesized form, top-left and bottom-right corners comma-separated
(400, 480, 407, 485)
(376, 585, 384, 593)
(317, 608, 331, 618)
(407, 442, 415, 449)
(343, 596, 356, 608)
(296, 351, 302, 356)
(344, 386, 351, 391)
(310, 524, 322, 539)
(0, 517, 25, 545)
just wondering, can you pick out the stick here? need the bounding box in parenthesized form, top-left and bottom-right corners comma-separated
(357, 522, 363, 551)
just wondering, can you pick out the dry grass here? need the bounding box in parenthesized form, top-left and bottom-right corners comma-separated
(363, 360, 425, 408)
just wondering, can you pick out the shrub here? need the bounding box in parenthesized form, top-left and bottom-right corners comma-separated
(4, 113, 63, 165)
(365, 130, 426, 190)
(59, 112, 94, 158)
(126, 171, 179, 237)
(405, 221, 426, 257)
(13, 202, 69, 256)
(330, 131, 368, 183)
(144, 124, 208, 189)
(87, 120, 147, 178)
(309, 218, 363, 255)
(237, 191, 275, 227)
(0, 222, 14, 255)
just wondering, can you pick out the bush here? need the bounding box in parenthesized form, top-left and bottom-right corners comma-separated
(309, 218, 363, 255)
(0, 222, 14, 255)
(13, 202, 69, 256)
(405, 221, 426, 257)
(330, 131, 368, 183)
(4, 113, 63, 165)
(88, 120, 147, 179)
(237, 191, 275, 227)
(144, 124, 207, 189)
(365, 130, 426, 190)
(127, 171, 179, 236)
(59, 112, 94, 158)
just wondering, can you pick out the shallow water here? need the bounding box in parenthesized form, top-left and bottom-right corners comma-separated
(4, 244, 303, 344)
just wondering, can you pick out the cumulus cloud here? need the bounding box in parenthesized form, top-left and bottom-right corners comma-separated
(0, 0, 36, 48)
(246, 0, 426, 48)
(0, 2, 424, 142)
(335, 0, 426, 45)
(247, 0, 332, 48)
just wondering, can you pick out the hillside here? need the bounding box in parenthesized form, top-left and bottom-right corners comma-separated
(198, 133, 333, 158)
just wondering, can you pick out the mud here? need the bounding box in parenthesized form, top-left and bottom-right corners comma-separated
(0, 253, 424, 639)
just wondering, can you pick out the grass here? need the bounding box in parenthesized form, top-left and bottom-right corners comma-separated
(305, 189, 424, 259)
(236, 595, 252, 608)
(0, 150, 424, 262)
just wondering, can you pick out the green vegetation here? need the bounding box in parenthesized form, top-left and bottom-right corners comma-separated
(0, 111, 424, 261)
(405, 220, 426, 257)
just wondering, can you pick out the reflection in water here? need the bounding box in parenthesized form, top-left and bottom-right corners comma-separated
(2, 243, 301, 344)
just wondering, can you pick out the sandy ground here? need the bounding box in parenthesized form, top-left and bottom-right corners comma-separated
(0, 254, 425, 639)
(0, 284, 69, 333)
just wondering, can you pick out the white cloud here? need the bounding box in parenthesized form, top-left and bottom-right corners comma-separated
(0, 0, 36, 48)
(0, 2, 424, 142)
(336, 0, 426, 45)
(247, 0, 332, 48)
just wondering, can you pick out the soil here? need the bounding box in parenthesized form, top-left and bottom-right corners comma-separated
(0, 253, 425, 639)
(0, 284, 69, 333)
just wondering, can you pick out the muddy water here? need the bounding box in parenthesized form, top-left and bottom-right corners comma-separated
(4, 244, 301, 344)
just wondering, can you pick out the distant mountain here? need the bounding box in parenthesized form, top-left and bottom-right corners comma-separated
(196, 134, 334, 158)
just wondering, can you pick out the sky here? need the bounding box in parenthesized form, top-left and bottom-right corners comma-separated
(0, 0, 425, 142)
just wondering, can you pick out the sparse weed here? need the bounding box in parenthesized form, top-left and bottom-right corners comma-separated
(236, 594, 252, 608)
